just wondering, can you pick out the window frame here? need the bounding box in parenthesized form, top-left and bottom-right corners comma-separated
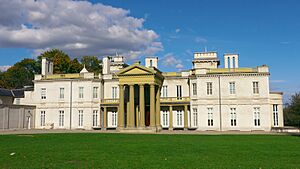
(207, 82, 213, 95)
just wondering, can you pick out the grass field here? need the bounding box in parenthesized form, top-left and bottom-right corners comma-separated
(0, 133, 299, 168)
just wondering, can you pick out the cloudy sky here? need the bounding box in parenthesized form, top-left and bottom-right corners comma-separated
(0, 0, 299, 101)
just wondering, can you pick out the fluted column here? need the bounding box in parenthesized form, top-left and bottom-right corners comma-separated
(184, 105, 188, 130)
(150, 84, 155, 127)
(118, 84, 124, 128)
(156, 86, 161, 127)
(129, 84, 135, 128)
(139, 84, 145, 127)
(169, 106, 173, 130)
(103, 107, 107, 130)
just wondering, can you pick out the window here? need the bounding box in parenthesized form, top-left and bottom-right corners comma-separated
(111, 111, 117, 127)
(230, 108, 237, 126)
(192, 83, 197, 96)
(273, 104, 279, 127)
(192, 108, 198, 127)
(253, 107, 260, 126)
(41, 88, 46, 99)
(78, 110, 83, 127)
(93, 87, 98, 99)
(162, 110, 168, 127)
(176, 85, 182, 99)
(40, 111, 45, 126)
(253, 82, 259, 94)
(59, 110, 64, 127)
(79, 87, 84, 98)
(207, 82, 212, 95)
(229, 82, 236, 94)
(176, 110, 183, 126)
(93, 110, 98, 127)
(208, 108, 213, 126)
(59, 88, 64, 99)
(162, 86, 168, 98)
(112, 87, 117, 99)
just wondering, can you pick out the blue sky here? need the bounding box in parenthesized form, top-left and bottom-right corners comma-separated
(0, 0, 299, 102)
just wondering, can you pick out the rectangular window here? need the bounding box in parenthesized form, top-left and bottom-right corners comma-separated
(41, 88, 46, 99)
(192, 83, 197, 96)
(79, 87, 84, 98)
(253, 107, 260, 126)
(112, 87, 117, 99)
(207, 82, 212, 95)
(162, 86, 168, 98)
(230, 108, 237, 126)
(176, 85, 182, 99)
(273, 104, 279, 127)
(78, 110, 83, 127)
(111, 111, 117, 127)
(40, 111, 45, 126)
(208, 108, 213, 126)
(176, 110, 183, 126)
(229, 82, 236, 94)
(192, 108, 198, 127)
(162, 110, 168, 127)
(253, 82, 259, 94)
(93, 110, 98, 127)
(59, 88, 64, 99)
(59, 110, 64, 127)
(93, 87, 98, 99)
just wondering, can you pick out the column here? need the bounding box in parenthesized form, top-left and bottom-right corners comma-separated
(129, 84, 135, 128)
(150, 84, 155, 127)
(234, 56, 239, 68)
(224, 56, 229, 68)
(156, 86, 161, 127)
(169, 106, 173, 130)
(139, 84, 145, 127)
(103, 107, 107, 130)
(118, 84, 124, 128)
(184, 105, 188, 130)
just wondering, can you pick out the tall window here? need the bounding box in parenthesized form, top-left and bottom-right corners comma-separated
(59, 88, 64, 99)
(273, 104, 279, 127)
(162, 110, 168, 126)
(93, 87, 98, 99)
(93, 110, 98, 127)
(253, 82, 259, 94)
(162, 86, 168, 98)
(41, 88, 46, 99)
(59, 110, 64, 127)
(230, 108, 237, 126)
(253, 107, 260, 126)
(176, 110, 183, 126)
(112, 87, 117, 99)
(78, 110, 83, 127)
(207, 82, 212, 95)
(40, 111, 45, 126)
(111, 111, 117, 126)
(176, 85, 182, 99)
(192, 83, 197, 96)
(229, 82, 236, 94)
(208, 108, 213, 126)
(79, 87, 84, 98)
(192, 108, 198, 127)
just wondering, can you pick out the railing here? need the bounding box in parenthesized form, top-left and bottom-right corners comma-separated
(207, 68, 258, 74)
(101, 98, 119, 104)
(160, 97, 190, 103)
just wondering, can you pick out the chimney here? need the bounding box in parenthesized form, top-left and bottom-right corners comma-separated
(102, 56, 111, 74)
(224, 54, 239, 68)
(41, 57, 53, 76)
(145, 57, 158, 68)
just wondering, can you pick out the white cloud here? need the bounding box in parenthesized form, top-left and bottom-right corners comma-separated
(0, 0, 163, 60)
(162, 53, 184, 70)
(175, 28, 180, 33)
(195, 36, 208, 43)
(0, 65, 11, 72)
(270, 80, 286, 83)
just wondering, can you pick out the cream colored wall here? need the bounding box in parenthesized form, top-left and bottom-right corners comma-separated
(162, 78, 189, 98)
(103, 80, 119, 99)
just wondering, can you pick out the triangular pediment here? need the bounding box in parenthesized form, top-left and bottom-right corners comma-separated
(117, 64, 155, 76)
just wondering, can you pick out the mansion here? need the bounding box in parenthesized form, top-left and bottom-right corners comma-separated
(18, 51, 284, 132)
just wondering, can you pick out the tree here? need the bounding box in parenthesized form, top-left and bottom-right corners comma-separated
(69, 58, 83, 73)
(80, 56, 102, 74)
(284, 92, 300, 127)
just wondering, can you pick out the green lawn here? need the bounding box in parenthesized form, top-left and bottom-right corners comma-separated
(0, 133, 299, 169)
